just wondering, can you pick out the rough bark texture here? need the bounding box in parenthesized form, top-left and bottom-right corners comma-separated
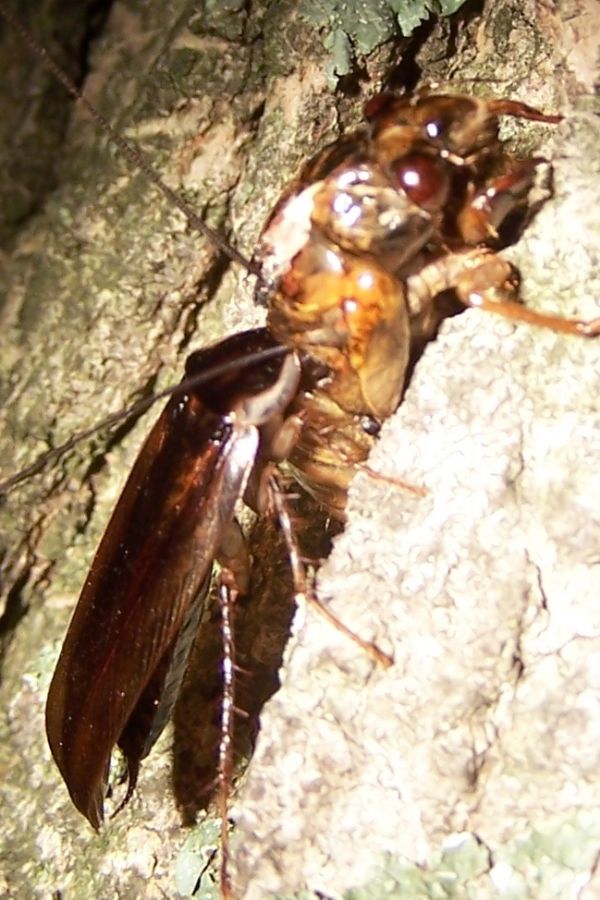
(0, 1, 598, 899)
(233, 3, 600, 899)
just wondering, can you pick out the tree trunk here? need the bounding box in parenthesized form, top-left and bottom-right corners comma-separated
(0, 1, 599, 898)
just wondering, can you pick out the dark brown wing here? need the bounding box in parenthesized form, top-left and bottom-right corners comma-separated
(45, 388, 259, 829)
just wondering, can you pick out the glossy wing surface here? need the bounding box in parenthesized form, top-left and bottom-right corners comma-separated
(46, 390, 258, 828)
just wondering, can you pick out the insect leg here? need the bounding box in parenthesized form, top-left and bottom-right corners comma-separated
(407, 249, 600, 336)
(268, 471, 393, 668)
(216, 577, 238, 900)
(457, 158, 551, 244)
(217, 519, 252, 598)
(487, 98, 563, 124)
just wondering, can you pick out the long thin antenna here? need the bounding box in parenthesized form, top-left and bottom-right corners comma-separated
(0, 1, 260, 276)
(0, 344, 288, 496)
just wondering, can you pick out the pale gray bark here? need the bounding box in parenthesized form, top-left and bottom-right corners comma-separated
(233, 3, 600, 898)
(0, 1, 598, 899)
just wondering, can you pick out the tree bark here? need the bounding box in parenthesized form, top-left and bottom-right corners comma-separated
(0, 1, 598, 898)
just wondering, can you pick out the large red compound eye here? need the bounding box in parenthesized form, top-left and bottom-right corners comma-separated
(392, 153, 449, 211)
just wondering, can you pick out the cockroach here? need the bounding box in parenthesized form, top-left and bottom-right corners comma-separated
(1, 4, 599, 899)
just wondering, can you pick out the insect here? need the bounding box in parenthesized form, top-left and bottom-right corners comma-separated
(1, 3, 600, 896)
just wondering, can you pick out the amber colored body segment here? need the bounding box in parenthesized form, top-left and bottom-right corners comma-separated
(257, 93, 598, 516)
